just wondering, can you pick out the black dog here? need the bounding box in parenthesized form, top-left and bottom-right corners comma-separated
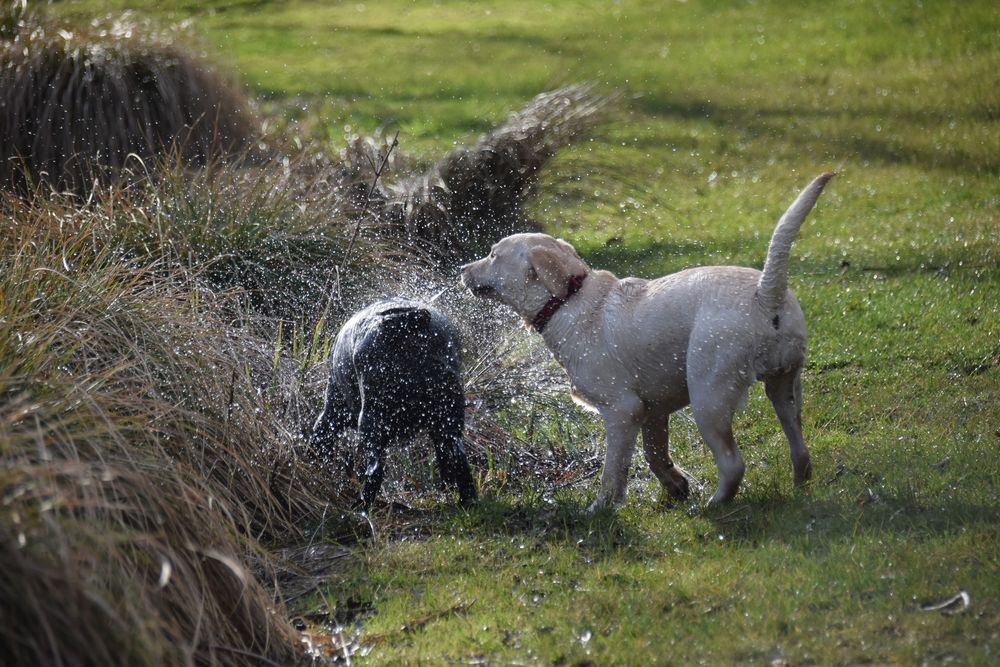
(309, 299, 477, 508)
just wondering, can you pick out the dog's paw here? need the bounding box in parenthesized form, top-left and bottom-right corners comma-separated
(794, 460, 813, 486)
(586, 496, 609, 514)
(706, 489, 737, 506)
(586, 494, 624, 514)
(664, 469, 690, 500)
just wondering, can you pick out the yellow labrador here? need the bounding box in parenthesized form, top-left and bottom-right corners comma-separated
(461, 173, 834, 508)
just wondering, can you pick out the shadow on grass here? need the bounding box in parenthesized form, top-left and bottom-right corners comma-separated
(582, 236, 775, 278)
(378, 493, 648, 563)
(372, 457, 999, 561)
(700, 481, 999, 555)
(637, 94, 998, 174)
(579, 233, 1000, 281)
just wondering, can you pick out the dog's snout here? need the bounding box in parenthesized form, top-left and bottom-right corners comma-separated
(459, 263, 483, 294)
(460, 263, 496, 297)
(460, 258, 487, 282)
(459, 260, 482, 280)
(459, 265, 473, 285)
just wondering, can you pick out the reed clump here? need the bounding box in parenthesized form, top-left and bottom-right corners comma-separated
(0, 8, 262, 195)
(0, 201, 322, 665)
(341, 84, 615, 263)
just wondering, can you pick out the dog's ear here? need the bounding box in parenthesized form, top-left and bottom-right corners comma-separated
(555, 237, 583, 260)
(528, 244, 587, 298)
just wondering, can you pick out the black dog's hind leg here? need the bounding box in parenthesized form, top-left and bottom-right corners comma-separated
(308, 395, 360, 499)
(429, 392, 477, 504)
(432, 431, 477, 505)
(358, 412, 391, 510)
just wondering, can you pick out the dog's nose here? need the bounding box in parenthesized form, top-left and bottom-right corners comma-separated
(460, 261, 482, 282)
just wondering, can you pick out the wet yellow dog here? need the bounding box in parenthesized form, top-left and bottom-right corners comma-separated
(462, 173, 834, 509)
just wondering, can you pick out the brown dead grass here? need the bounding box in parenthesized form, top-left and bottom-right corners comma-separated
(0, 204, 319, 664)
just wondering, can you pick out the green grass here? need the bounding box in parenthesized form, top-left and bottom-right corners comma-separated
(53, 0, 1000, 663)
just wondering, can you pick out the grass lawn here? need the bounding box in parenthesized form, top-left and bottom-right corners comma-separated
(55, 0, 1000, 663)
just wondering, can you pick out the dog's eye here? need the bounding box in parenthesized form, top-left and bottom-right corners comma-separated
(489, 251, 496, 260)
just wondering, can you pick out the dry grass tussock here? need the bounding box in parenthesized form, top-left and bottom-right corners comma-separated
(0, 188, 392, 663)
(0, 6, 262, 195)
(0, 9, 611, 661)
(341, 83, 616, 263)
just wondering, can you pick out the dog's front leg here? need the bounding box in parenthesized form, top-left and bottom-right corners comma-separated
(589, 395, 644, 511)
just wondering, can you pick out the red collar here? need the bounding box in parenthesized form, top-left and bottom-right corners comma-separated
(530, 274, 586, 333)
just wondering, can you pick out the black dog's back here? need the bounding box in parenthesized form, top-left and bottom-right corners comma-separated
(344, 304, 460, 413)
(310, 300, 476, 507)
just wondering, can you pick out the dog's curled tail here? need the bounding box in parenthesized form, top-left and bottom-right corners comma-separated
(756, 172, 835, 312)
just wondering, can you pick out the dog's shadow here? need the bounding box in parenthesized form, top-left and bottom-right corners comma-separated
(693, 482, 999, 557)
(461, 482, 993, 560)
(345, 469, 998, 564)
(371, 493, 648, 562)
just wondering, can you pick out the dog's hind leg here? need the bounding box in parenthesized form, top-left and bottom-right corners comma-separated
(308, 391, 351, 462)
(429, 387, 477, 504)
(689, 379, 749, 505)
(358, 412, 391, 510)
(431, 428, 477, 505)
(641, 413, 690, 500)
(764, 370, 812, 486)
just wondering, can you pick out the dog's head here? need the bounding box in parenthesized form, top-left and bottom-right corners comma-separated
(460, 233, 589, 321)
